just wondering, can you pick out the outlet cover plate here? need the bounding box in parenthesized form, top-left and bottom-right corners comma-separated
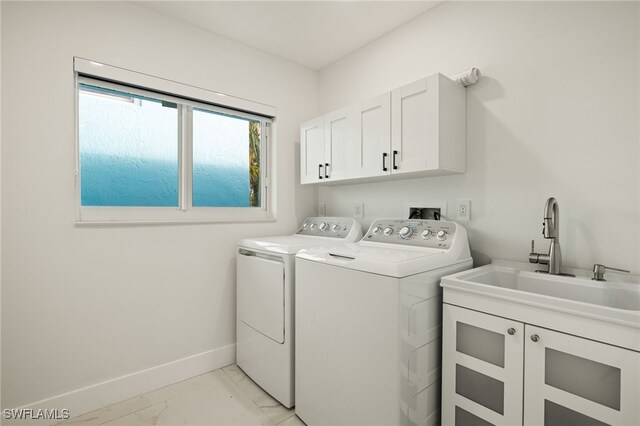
(353, 203, 364, 218)
(457, 199, 471, 222)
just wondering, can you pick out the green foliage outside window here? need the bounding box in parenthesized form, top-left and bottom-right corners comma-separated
(249, 122, 261, 207)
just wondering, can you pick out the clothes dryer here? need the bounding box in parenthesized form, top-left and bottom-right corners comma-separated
(295, 218, 472, 425)
(236, 217, 362, 408)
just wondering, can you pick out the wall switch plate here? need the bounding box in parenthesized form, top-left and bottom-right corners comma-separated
(318, 203, 326, 217)
(457, 199, 470, 222)
(353, 203, 364, 218)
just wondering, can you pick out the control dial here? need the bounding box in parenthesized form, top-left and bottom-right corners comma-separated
(437, 230, 448, 241)
(302, 222, 310, 230)
(310, 223, 317, 230)
(399, 226, 413, 239)
(319, 222, 328, 231)
(383, 227, 393, 236)
(422, 229, 432, 239)
(331, 224, 341, 232)
(372, 226, 383, 235)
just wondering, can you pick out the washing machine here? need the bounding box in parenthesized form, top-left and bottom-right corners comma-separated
(295, 218, 472, 425)
(236, 217, 362, 408)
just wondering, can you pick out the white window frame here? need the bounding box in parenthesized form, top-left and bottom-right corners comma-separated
(74, 57, 276, 225)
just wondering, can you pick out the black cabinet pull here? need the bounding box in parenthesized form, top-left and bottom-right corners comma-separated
(318, 164, 323, 179)
(393, 150, 398, 170)
(382, 153, 388, 171)
(325, 163, 329, 178)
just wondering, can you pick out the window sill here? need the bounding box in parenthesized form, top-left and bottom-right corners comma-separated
(76, 207, 276, 226)
(75, 216, 277, 227)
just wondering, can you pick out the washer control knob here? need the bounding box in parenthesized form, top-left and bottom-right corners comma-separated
(383, 227, 393, 236)
(372, 226, 383, 235)
(437, 230, 448, 241)
(422, 229, 432, 239)
(302, 222, 310, 230)
(310, 223, 317, 230)
(399, 226, 413, 239)
(331, 224, 340, 232)
(319, 222, 328, 231)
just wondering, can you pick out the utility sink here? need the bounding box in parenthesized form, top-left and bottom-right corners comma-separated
(441, 261, 640, 329)
(462, 266, 640, 311)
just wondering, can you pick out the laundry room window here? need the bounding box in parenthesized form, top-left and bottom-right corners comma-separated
(74, 58, 274, 224)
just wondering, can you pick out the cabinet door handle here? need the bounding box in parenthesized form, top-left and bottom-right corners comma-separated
(325, 163, 329, 179)
(382, 153, 388, 171)
(507, 328, 516, 335)
(392, 150, 398, 170)
(318, 164, 323, 180)
(530, 334, 540, 342)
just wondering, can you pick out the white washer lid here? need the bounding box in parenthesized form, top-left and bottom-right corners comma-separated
(296, 242, 466, 278)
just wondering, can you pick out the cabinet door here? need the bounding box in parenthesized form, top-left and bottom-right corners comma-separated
(391, 77, 438, 174)
(323, 107, 352, 181)
(524, 325, 640, 426)
(300, 117, 325, 184)
(354, 93, 391, 178)
(442, 304, 524, 426)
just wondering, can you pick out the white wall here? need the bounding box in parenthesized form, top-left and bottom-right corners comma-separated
(317, 1, 640, 273)
(1, 1, 318, 409)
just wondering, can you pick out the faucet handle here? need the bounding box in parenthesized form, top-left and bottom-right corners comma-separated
(592, 264, 630, 281)
(530, 239, 535, 253)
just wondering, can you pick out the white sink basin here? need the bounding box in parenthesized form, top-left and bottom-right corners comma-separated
(441, 262, 640, 329)
(463, 267, 640, 311)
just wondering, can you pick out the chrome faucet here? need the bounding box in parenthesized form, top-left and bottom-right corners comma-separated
(529, 197, 572, 275)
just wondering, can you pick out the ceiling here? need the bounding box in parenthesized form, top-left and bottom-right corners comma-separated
(136, 1, 441, 70)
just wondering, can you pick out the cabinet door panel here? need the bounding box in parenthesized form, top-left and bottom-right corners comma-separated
(456, 406, 495, 426)
(355, 93, 390, 178)
(391, 77, 439, 174)
(324, 108, 352, 181)
(300, 117, 324, 184)
(442, 304, 524, 426)
(524, 326, 640, 426)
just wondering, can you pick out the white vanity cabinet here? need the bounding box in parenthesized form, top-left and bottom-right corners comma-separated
(442, 304, 640, 426)
(442, 304, 524, 426)
(523, 325, 640, 426)
(300, 73, 466, 184)
(300, 107, 353, 184)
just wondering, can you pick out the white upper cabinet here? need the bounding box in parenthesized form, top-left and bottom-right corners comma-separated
(353, 93, 391, 178)
(391, 74, 466, 176)
(300, 108, 354, 184)
(300, 117, 325, 184)
(323, 108, 352, 181)
(300, 72, 466, 185)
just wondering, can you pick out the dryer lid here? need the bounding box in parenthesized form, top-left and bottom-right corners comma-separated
(237, 235, 353, 255)
(237, 217, 363, 254)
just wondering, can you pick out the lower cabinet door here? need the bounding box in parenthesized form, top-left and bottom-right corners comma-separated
(523, 325, 640, 426)
(442, 304, 525, 426)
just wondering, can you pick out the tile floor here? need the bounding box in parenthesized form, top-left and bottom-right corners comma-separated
(57, 364, 304, 426)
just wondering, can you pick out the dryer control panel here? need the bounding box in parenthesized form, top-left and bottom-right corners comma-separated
(297, 217, 360, 239)
(364, 219, 458, 249)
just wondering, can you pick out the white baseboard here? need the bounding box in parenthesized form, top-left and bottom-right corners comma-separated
(11, 344, 236, 425)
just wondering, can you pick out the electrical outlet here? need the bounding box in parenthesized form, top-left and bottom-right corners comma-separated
(457, 199, 471, 222)
(353, 203, 364, 218)
(318, 203, 326, 217)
